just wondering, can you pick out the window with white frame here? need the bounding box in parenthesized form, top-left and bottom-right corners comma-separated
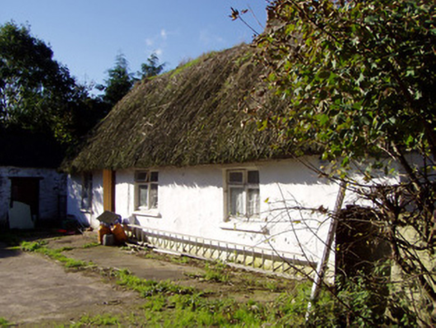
(81, 172, 92, 211)
(135, 171, 158, 211)
(226, 169, 260, 219)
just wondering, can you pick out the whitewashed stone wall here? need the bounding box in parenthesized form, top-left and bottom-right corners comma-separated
(0, 166, 66, 226)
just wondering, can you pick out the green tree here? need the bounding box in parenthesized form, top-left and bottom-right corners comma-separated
(139, 52, 165, 79)
(98, 52, 166, 107)
(97, 53, 135, 107)
(255, 0, 436, 325)
(0, 22, 85, 143)
(257, 0, 436, 167)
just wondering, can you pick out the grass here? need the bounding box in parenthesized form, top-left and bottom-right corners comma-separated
(0, 317, 13, 327)
(87, 264, 313, 327)
(63, 314, 122, 328)
(19, 241, 91, 269)
(114, 268, 194, 297)
(169, 57, 201, 79)
(203, 261, 230, 282)
(104, 266, 315, 327)
(82, 242, 100, 249)
(12, 235, 337, 327)
(56, 287, 337, 328)
(169, 255, 190, 264)
(58, 291, 315, 328)
(169, 51, 218, 79)
(135, 291, 305, 327)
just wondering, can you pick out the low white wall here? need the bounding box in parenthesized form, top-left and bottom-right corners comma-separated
(0, 166, 66, 225)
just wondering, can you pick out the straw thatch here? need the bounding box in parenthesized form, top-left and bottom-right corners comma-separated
(68, 44, 294, 172)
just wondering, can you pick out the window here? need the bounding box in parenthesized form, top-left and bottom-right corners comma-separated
(135, 171, 158, 211)
(81, 173, 92, 211)
(226, 169, 260, 219)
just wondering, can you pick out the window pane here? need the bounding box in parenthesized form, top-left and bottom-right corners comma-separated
(247, 171, 259, 184)
(247, 188, 260, 217)
(138, 185, 148, 209)
(81, 173, 92, 210)
(150, 172, 159, 182)
(228, 171, 243, 184)
(135, 171, 148, 182)
(229, 187, 244, 216)
(149, 184, 158, 209)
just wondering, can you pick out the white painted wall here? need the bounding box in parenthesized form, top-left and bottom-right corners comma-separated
(68, 156, 396, 265)
(67, 171, 103, 227)
(0, 166, 66, 226)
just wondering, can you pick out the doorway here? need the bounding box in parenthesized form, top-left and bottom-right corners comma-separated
(10, 177, 41, 220)
(335, 205, 391, 320)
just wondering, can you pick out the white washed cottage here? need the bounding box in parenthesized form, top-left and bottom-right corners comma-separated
(66, 44, 395, 276)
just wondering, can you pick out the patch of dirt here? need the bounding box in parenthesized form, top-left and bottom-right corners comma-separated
(0, 231, 296, 327)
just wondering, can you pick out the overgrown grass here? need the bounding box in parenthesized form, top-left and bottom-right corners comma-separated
(203, 261, 230, 282)
(169, 51, 218, 79)
(20, 241, 91, 268)
(66, 293, 296, 327)
(134, 286, 324, 327)
(114, 268, 194, 297)
(14, 237, 345, 327)
(105, 267, 330, 327)
(169, 58, 201, 79)
(82, 242, 100, 249)
(0, 317, 13, 327)
(64, 314, 122, 328)
(169, 255, 190, 264)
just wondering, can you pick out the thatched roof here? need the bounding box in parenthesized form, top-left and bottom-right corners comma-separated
(68, 44, 294, 172)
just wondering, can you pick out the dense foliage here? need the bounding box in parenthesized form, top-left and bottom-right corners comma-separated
(255, 0, 436, 325)
(257, 0, 436, 168)
(257, 0, 436, 167)
(97, 53, 135, 108)
(0, 22, 81, 143)
(0, 22, 111, 147)
(139, 52, 165, 80)
(0, 22, 165, 149)
(98, 52, 166, 108)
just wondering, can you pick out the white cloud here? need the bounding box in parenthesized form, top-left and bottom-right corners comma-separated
(143, 28, 175, 61)
(160, 29, 167, 40)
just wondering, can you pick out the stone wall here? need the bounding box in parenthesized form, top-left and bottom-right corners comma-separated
(0, 167, 67, 227)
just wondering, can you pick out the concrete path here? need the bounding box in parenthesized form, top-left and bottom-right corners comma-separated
(0, 232, 204, 327)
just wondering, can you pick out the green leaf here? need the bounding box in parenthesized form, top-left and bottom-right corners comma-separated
(318, 114, 329, 126)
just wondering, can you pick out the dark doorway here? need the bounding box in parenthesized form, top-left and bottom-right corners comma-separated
(10, 177, 41, 220)
(335, 205, 392, 321)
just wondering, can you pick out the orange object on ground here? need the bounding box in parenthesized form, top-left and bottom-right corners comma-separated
(112, 223, 128, 243)
(98, 224, 112, 244)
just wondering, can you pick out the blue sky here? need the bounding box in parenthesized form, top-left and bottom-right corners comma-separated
(0, 0, 268, 91)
